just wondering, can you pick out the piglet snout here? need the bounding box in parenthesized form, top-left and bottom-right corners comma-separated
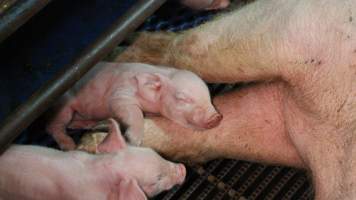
(204, 113, 223, 129)
(175, 164, 186, 184)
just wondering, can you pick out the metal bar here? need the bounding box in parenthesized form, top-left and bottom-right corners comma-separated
(0, 0, 166, 153)
(0, 0, 18, 15)
(0, 0, 51, 43)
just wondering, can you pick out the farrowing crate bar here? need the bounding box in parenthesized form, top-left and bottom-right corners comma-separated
(0, 0, 165, 153)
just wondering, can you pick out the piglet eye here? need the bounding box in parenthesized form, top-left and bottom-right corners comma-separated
(175, 92, 193, 103)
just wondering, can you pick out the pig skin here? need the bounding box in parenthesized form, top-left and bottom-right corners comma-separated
(180, 0, 230, 10)
(46, 62, 221, 149)
(0, 120, 186, 200)
(116, 0, 356, 199)
(0, 145, 148, 200)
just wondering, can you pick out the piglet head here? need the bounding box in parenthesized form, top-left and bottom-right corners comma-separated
(160, 70, 222, 130)
(97, 119, 186, 197)
(123, 147, 186, 197)
(180, 0, 230, 10)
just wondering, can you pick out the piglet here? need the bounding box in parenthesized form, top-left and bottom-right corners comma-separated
(180, 0, 230, 10)
(46, 62, 222, 149)
(0, 119, 186, 200)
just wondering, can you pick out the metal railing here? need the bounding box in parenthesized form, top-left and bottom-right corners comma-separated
(0, 0, 166, 153)
(0, 0, 51, 43)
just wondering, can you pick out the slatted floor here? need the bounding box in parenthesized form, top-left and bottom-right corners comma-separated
(152, 160, 313, 200)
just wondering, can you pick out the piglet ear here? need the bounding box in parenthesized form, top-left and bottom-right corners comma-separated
(118, 178, 147, 200)
(97, 118, 127, 153)
(135, 73, 162, 102)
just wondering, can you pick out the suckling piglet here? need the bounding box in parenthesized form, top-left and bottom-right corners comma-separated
(46, 62, 222, 150)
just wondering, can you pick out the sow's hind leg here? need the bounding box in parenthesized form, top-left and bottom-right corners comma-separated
(115, 0, 297, 84)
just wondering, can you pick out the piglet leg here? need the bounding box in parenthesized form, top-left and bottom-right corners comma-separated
(46, 106, 76, 150)
(109, 101, 144, 146)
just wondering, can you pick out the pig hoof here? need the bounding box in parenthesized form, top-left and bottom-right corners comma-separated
(59, 142, 76, 151)
(51, 132, 77, 151)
